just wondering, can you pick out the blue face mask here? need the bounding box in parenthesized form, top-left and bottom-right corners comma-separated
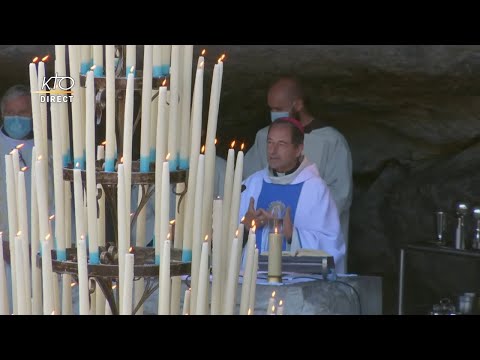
(3, 115, 33, 139)
(270, 111, 290, 122)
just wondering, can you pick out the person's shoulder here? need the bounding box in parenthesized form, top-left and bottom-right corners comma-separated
(255, 125, 269, 137)
(307, 126, 350, 149)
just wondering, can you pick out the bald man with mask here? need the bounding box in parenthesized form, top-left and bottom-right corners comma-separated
(243, 76, 353, 272)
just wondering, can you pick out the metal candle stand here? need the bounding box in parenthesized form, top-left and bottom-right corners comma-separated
(39, 47, 191, 315)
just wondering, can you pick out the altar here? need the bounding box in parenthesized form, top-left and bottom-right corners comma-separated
(142, 273, 382, 315)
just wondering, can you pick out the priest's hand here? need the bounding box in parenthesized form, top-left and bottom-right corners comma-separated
(243, 197, 260, 229)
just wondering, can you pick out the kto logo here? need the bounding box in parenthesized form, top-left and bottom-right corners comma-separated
(33, 73, 74, 103)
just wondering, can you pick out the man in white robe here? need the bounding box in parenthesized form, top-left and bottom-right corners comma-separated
(243, 76, 352, 271)
(239, 117, 346, 273)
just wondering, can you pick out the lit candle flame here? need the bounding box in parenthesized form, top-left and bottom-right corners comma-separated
(41, 55, 49, 62)
(51, 310, 55, 315)
(251, 220, 255, 228)
(162, 79, 167, 86)
(45, 234, 51, 241)
(214, 138, 218, 145)
(241, 216, 245, 222)
(271, 291, 276, 298)
(279, 300, 283, 306)
(101, 140, 107, 146)
(128, 246, 134, 253)
(16, 143, 25, 150)
(90, 65, 97, 71)
(201, 49, 206, 56)
(16, 231, 22, 236)
(32, 56, 39, 63)
(241, 143, 245, 151)
(37, 155, 42, 161)
(167, 233, 171, 240)
(49, 214, 55, 221)
(271, 305, 275, 313)
(130, 66, 135, 74)
(21, 166, 28, 172)
(201, 145, 205, 154)
(169, 220, 175, 225)
(274, 227, 278, 234)
(70, 281, 77, 287)
(247, 308, 252, 315)
(235, 229, 239, 237)
(166, 153, 170, 161)
(75, 162, 80, 168)
(120, 156, 124, 163)
(204, 235, 209, 242)
(218, 54, 226, 63)
(112, 284, 117, 290)
(230, 140, 236, 149)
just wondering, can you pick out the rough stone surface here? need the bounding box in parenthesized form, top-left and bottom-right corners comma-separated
(3, 45, 480, 314)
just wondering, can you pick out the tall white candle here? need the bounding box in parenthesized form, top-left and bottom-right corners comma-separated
(121, 253, 134, 315)
(158, 239, 171, 315)
(29, 60, 44, 159)
(211, 198, 223, 314)
(80, 45, 91, 74)
(240, 227, 256, 315)
(167, 45, 180, 171)
(14, 233, 27, 315)
(229, 150, 244, 244)
(222, 145, 235, 289)
(93, 45, 104, 76)
(153, 45, 162, 77)
(97, 145, 105, 161)
(77, 235, 89, 315)
(54, 45, 71, 165)
(140, 45, 153, 172)
(150, 90, 158, 163)
(104, 45, 116, 172)
(0, 233, 9, 315)
(37, 60, 48, 161)
(154, 87, 168, 265)
(117, 164, 127, 313)
(181, 59, 204, 262)
(179, 45, 193, 169)
(182, 288, 191, 315)
(160, 45, 171, 76)
(73, 167, 86, 252)
(196, 240, 210, 315)
(6, 154, 18, 315)
(123, 70, 135, 263)
(68, 45, 85, 169)
(156, 160, 170, 265)
(190, 154, 205, 314)
(41, 234, 54, 315)
(223, 236, 241, 315)
(126, 45, 136, 77)
(29, 147, 42, 315)
(50, 100, 66, 261)
(16, 172, 31, 314)
(248, 248, 259, 314)
(85, 70, 99, 264)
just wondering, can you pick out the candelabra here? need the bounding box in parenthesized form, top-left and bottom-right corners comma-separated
(41, 46, 191, 315)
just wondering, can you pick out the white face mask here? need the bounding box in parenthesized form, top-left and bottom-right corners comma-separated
(270, 111, 290, 122)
